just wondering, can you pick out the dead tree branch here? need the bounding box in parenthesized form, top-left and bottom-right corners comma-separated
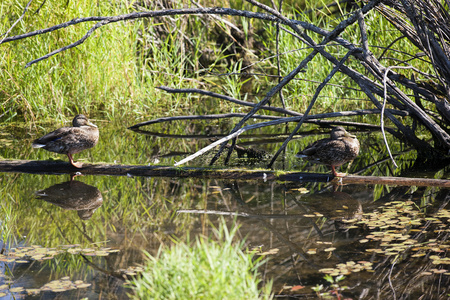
(0, 0, 33, 44)
(4, 0, 450, 167)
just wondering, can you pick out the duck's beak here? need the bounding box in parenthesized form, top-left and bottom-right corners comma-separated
(87, 121, 98, 128)
(344, 131, 356, 138)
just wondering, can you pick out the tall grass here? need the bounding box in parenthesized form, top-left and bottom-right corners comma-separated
(129, 222, 272, 300)
(0, 0, 206, 122)
(1, 0, 433, 127)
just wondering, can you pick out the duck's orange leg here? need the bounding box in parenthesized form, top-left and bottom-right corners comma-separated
(331, 165, 346, 177)
(67, 153, 83, 168)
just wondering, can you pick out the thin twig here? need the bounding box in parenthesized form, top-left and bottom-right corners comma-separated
(267, 49, 359, 168)
(128, 113, 281, 129)
(34, 0, 47, 15)
(177, 209, 307, 219)
(274, 0, 286, 109)
(25, 19, 110, 67)
(214, 0, 382, 166)
(157, 86, 302, 116)
(382, 66, 415, 168)
(172, 112, 391, 166)
(388, 256, 398, 300)
(0, 0, 33, 44)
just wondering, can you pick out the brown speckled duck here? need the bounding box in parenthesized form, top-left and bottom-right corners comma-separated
(296, 126, 360, 177)
(32, 115, 99, 168)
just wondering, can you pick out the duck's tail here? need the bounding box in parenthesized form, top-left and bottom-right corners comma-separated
(32, 143, 46, 148)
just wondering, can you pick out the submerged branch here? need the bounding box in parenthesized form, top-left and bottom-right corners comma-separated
(177, 209, 305, 219)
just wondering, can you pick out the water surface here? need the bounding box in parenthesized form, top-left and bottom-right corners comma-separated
(0, 117, 448, 299)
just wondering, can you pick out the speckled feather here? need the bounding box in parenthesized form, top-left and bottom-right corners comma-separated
(296, 126, 360, 176)
(32, 115, 99, 168)
(33, 126, 98, 155)
(301, 138, 359, 166)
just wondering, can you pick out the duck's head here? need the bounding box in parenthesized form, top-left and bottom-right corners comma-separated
(331, 126, 356, 139)
(73, 114, 97, 128)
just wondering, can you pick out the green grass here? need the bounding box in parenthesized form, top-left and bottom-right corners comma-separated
(0, 1, 206, 121)
(129, 222, 272, 300)
(1, 0, 434, 128)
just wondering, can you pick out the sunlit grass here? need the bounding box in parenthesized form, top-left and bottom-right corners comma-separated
(0, 1, 207, 122)
(129, 222, 272, 300)
(1, 0, 434, 132)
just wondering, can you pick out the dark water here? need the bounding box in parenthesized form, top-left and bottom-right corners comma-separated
(0, 118, 449, 299)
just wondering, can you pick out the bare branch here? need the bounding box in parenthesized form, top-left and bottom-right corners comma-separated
(0, 0, 33, 44)
(268, 48, 359, 168)
(156, 86, 302, 116)
(128, 109, 408, 130)
(25, 19, 109, 67)
(210, 0, 383, 166)
(128, 113, 280, 130)
(356, 10, 369, 52)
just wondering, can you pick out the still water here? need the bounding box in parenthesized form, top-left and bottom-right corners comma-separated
(0, 118, 449, 299)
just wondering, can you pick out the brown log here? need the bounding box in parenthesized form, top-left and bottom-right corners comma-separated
(0, 159, 449, 187)
(0, 159, 331, 182)
(334, 175, 450, 187)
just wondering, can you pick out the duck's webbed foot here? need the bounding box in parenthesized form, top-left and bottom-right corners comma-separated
(334, 172, 347, 177)
(331, 165, 347, 177)
(71, 161, 84, 168)
(67, 154, 83, 168)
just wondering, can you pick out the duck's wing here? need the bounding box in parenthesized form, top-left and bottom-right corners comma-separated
(32, 127, 81, 147)
(314, 139, 358, 166)
(299, 137, 330, 156)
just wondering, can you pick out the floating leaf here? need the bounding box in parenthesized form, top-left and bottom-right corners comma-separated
(291, 285, 305, 291)
(431, 269, 447, 274)
(303, 214, 316, 218)
(10, 287, 24, 293)
(412, 253, 426, 257)
(258, 248, 279, 256)
(25, 288, 41, 295)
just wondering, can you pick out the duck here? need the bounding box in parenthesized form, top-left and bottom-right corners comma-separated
(296, 126, 360, 177)
(32, 114, 99, 168)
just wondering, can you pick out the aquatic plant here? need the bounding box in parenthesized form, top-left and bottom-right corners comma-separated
(129, 221, 272, 299)
(312, 274, 348, 300)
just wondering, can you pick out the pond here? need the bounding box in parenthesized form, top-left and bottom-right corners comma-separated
(0, 117, 449, 299)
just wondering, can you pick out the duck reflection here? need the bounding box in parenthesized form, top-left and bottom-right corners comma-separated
(36, 179, 103, 220)
(303, 191, 363, 231)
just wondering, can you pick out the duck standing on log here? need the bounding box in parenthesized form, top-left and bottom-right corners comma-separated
(296, 126, 360, 177)
(32, 114, 99, 168)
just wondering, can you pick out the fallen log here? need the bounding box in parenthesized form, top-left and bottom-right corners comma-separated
(0, 160, 448, 187)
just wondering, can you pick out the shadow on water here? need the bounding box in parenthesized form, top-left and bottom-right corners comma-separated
(0, 119, 449, 299)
